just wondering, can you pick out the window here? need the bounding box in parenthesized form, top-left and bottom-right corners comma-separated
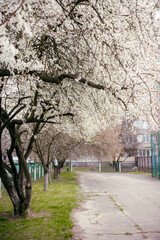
(142, 135, 146, 142)
(137, 135, 143, 143)
(147, 149, 151, 156)
(137, 134, 150, 143)
(133, 120, 149, 129)
(141, 120, 149, 129)
(156, 81, 160, 90)
(146, 135, 150, 142)
(138, 149, 142, 157)
(138, 149, 150, 157)
(125, 134, 132, 142)
(143, 149, 146, 156)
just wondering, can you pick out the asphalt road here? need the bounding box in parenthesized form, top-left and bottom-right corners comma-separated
(71, 172, 160, 240)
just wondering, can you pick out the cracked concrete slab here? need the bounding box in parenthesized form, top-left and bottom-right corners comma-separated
(71, 172, 160, 240)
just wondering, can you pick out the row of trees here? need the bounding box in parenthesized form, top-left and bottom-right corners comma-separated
(0, 0, 160, 215)
(32, 127, 79, 189)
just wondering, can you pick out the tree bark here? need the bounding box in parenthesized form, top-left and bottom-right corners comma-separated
(1, 108, 32, 216)
(0, 158, 32, 216)
(44, 172, 48, 191)
(54, 166, 59, 179)
(48, 171, 52, 185)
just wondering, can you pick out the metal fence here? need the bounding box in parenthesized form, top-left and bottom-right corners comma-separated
(136, 156, 152, 173)
(151, 132, 160, 179)
(69, 161, 117, 172)
(70, 161, 100, 172)
(28, 163, 44, 181)
(69, 161, 137, 172)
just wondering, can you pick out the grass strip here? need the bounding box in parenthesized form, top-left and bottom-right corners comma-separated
(130, 171, 152, 175)
(0, 171, 82, 240)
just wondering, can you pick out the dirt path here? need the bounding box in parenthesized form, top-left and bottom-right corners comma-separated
(71, 172, 160, 240)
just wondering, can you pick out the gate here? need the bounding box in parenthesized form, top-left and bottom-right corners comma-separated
(70, 161, 99, 172)
(151, 132, 160, 178)
(70, 161, 115, 172)
(136, 156, 152, 173)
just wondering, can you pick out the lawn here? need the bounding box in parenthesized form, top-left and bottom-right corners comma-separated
(0, 171, 82, 240)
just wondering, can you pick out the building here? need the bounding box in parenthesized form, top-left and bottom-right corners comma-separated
(122, 79, 160, 172)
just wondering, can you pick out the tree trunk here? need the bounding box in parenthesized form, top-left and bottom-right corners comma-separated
(48, 171, 52, 185)
(0, 140, 32, 216)
(44, 172, 48, 191)
(1, 90, 34, 217)
(54, 166, 59, 179)
(115, 161, 119, 171)
(13, 197, 32, 216)
(0, 164, 32, 216)
(58, 168, 61, 173)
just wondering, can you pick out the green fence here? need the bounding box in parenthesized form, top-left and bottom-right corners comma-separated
(0, 163, 51, 198)
(151, 132, 160, 178)
(28, 163, 45, 181)
(14, 163, 45, 181)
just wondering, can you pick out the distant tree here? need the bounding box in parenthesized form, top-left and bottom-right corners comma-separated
(51, 132, 79, 179)
(33, 128, 55, 191)
(91, 126, 125, 163)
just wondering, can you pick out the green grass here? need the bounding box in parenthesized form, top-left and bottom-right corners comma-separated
(72, 166, 114, 172)
(0, 171, 82, 240)
(130, 171, 151, 175)
(72, 167, 98, 172)
(125, 232, 133, 235)
(108, 194, 124, 213)
(135, 224, 143, 231)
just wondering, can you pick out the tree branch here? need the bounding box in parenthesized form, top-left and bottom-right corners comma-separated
(0, 68, 127, 108)
(1, 105, 26, 132)
(0, 68, 105, 90)
(12, 119, 61, 124)
(32, 71, 76, 84)
(79, 78, 105, 90)
(0, 0, 26, 27)
(0, 69, 11, 77)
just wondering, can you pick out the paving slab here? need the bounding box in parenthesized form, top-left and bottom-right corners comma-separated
(71, 172, 160, 240)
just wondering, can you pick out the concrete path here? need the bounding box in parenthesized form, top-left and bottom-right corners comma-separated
(71, 172, 160, 240)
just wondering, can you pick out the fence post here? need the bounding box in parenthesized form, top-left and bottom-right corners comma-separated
(34, 164, 37, 181)
(98, 162, 101, 172)
(42, 166, 44, 177)
(70, 162, 73, 172)
(39, 164, 41, 179)
(119, 163, 122, 172)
